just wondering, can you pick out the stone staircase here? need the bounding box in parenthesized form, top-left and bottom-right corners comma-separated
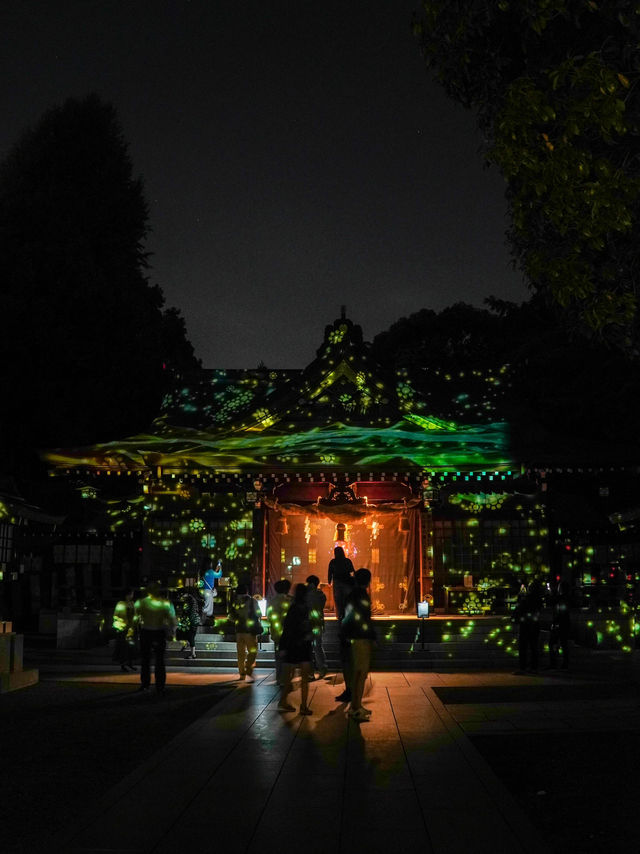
(167, 616, 519, 672)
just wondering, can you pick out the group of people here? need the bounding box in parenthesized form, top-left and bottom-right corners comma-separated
(263, 546, 376, 722)
(115, 561, 571, 704)
(111, 582, 178, 694)
(112, 582, 211, 679)
(111, 546, 378, 713)
(514, 577, 571, 672)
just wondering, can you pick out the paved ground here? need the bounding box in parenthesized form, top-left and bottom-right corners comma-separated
(5, 653, 640, 854)
(54, 669, 554, 854)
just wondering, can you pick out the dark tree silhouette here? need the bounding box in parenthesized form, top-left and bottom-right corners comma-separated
(0, 94, 198, 474)
(372, 298, 640, 457)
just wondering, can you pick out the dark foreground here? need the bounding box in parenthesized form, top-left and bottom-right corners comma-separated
(1, 678, 233, 854)
(2, 666, 639, 853)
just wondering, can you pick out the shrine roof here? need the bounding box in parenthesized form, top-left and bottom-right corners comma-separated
(43, 314, 513, 473)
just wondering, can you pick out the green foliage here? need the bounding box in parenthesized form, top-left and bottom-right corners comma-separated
(415, 1, 640, 344)
(0, 95, 198, 473)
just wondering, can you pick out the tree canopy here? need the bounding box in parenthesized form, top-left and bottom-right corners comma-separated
(0, 94, 199, 474)
(414, 1, 640, 347)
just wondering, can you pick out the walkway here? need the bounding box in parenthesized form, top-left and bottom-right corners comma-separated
(56, 671, 550, 854)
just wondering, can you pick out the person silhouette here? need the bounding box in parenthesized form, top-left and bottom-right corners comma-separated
(549, 580, 571, 669)
(516, 577, 543, 673)
(112, 589, 137, 672)
(230, 584, 263, 681)
(306, 574, 328, 679)
(267, 578, 292, 685)
(341, 568, 376, 722)
(328, 545, 355, 620)
(135, 582, 177, 694)
(278, 583, 313, 715)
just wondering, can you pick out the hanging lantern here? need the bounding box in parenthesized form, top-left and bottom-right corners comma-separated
(335, 522, 346, 541)
(275, 516, 288, 535)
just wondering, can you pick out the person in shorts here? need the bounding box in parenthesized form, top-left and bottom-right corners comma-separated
(341, 568, 376, 722)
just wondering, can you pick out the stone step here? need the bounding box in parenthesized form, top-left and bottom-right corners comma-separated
(196, 617, 514, 644)
(181, 639, 517, 655)
(168, 643, 516, 666)
(196, 621, 515, 644)
(171, 618, 518, 672)
(165, 654, 515, 672)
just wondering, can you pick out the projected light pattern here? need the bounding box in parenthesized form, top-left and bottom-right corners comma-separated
(449, 492, 509, 512)
(434, 494, 549, 614)
(45, 314, 513, 476)
(46, 416, 510, 472)
(103, 486, 254, 583)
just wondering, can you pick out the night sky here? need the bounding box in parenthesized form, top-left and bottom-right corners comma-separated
(1, 0, 528, 368)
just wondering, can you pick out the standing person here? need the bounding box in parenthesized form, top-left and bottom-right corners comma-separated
(330, 547, 355, 703)
(279, 583, 313, 714)
(515, 576, 544, 673)
(201, 561, 223, 625)
(135, 582, 177, 694)
(267, 578, 292, 685)
(230, 584, 263, 681)
(328, 545, 355, 620)
(549, 580, 571, 670)
(112, 589, 137, 672)
(306, 575, 328, 679)
(341, 568, 376, 722)
(178, 592, 200, 660)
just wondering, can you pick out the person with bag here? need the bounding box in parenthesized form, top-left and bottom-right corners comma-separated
(230, 584, 263, 681)
(177, 592, 201, 660)
(278, 583, 313, 715)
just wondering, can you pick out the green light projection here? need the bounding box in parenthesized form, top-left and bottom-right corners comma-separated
(45, 314, 514, 475)
(436, 494, 550, 615)
(102, 488, 253, 585)
(449, 492, 509, 512)
(46, 415, 510, 472)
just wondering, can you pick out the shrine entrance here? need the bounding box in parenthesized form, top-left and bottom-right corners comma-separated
(264, 482, 421, 616)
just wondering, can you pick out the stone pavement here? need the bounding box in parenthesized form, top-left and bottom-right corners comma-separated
(53, 669, 557, 854)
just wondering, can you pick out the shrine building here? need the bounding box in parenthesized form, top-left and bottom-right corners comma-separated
(42, 312, 555, 618)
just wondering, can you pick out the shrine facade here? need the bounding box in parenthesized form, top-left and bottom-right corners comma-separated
(42, 313, 554, 617)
